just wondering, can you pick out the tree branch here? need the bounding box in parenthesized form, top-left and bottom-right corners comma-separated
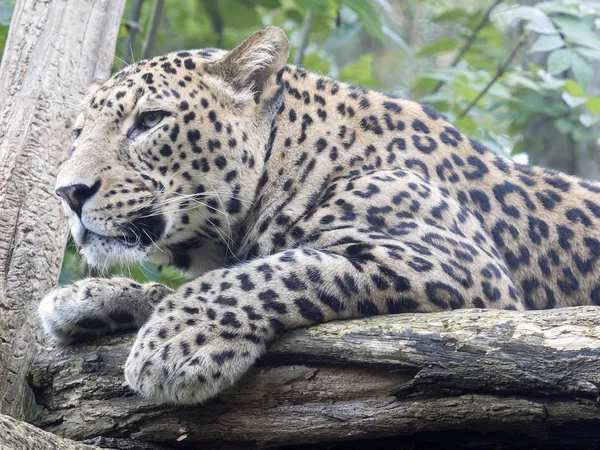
(432, 0, 503, 94)
(294, 9, 315, 66)
(28, 307, 600, 449)
(122, 0, 145, 68)
(458, 30, 528, 119)
(141, 0, 165, 59)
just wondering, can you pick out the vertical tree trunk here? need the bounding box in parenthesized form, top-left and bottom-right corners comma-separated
(0, 0, 125, 421)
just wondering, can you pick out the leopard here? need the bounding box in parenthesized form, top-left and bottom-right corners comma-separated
(39, 26, 600, 405)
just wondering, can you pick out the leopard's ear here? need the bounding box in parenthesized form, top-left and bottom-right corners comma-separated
(207, 27, 289, 103)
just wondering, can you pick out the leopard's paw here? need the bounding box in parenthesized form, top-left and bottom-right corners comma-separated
(39, 278, 173, 343)
(124, 305, 266, 404)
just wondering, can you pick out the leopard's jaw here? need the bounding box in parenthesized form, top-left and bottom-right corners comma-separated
(79, 233, 150, 270)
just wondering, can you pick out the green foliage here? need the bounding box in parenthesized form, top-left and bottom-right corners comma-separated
(0, 0, 13, 57)
(1, 0, 599, 284)
(414, 0, 600, 154)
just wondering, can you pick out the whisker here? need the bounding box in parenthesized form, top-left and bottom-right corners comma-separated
(99, 47, 131, 68)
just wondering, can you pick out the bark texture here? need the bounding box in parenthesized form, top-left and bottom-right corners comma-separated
(0, 0, 125, 420)
(0, 412, 100, 450)
(28, 307, 600, 449)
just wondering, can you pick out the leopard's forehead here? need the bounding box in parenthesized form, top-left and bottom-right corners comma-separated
(88, 47, 229, 108)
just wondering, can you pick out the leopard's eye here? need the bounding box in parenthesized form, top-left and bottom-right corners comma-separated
(73, 128, 82, 138)
(140, 111, 165, 129)
(128, 110, 170, 139)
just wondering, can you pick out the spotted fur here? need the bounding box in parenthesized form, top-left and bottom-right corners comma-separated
(40, 27, 600, 404)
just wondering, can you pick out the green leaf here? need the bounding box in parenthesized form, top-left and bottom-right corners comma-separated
(528, 34, 564, 53)
(547, 49, 571, 75)
(337, 53, 380, 88)
(585, 96, 600, 115)
(506, 73, 542, 92)
(575, 46, 600, 61)
(555, 118, 574, 134)
(456, 115, 478, 136)
(495, 5, 556, 34)
(571, 52, 594, 88)
(340, 0, 384, 40)
(538, 2, 587, 17)
(434, 8, 470, 23)
(580, 113, 600, 127)
(537, 69, 565, 89)
(420, 92, 454, 105)
(159, 265, 189, 289)
(563, 79, 584, 96)
(412, 77, 438, 93)
(382, 23, 412, 54)
(417, 39, 458, 56)
(562, 92, 588, 108)
(552, 16, 600, 49)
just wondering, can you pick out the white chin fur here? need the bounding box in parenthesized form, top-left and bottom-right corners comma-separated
(80, 233, 149, 270)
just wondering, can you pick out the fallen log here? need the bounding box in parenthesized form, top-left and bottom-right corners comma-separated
(29, 307, 600, 449)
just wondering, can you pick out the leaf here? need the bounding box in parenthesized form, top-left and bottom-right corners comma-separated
(580, 113, 600, 127)
(571, 52, 594, 88)
(337, 53, 380, 89)
(382, 23, 412, 54)
(555, 118, 574, 134)
(434, 8, 471, 23)
(538, 2, 587, 17)
(527, 34, 564, 53)
(575, 46, 600, 61)
(420, 92, 454, 105)
(506, 73, 542, 92)
(340, 0, 384, 40)
(417, 39, 458, 56)
(552, 16, 600, 49)
(495, 5, 556, 34)
(536, 69, 565, 89)
(563, 79, 584, 97)
(455, 115, 478, 136)
(562, 92, 588, 108)
(412, 77, 439, 93)
(586, 96, 600, 115)
(547, 49, 571, 75)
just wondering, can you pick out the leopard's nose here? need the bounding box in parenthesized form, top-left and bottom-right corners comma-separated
(55, 180, 101, 218)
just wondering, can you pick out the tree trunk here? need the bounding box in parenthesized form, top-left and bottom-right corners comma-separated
(24, 307, 600, 449)
(0, 0, 125, 420)
(0, 413, 99, 450)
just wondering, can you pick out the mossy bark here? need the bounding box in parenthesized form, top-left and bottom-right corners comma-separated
(24, 307, 600, 449)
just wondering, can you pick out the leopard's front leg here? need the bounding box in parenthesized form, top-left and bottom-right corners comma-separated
(126, 223, 519, 404)
(39, 278, 174, 343)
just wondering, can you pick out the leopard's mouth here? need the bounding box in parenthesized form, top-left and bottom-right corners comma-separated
(75, 207, 167, 250)
(72, 209, 167, 269)
(82, 229, 140, 248)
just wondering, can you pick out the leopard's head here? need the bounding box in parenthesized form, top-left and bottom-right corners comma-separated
(55, 27, 289, 269)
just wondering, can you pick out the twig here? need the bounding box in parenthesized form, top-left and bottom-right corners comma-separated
(294, 9, 315, 66)
(202, 0, 224, 48)
(141, 0, 165, 59)
(458, 30, 529, 119)
(121, 0, 144, 68)
(432, 0, 503, 93)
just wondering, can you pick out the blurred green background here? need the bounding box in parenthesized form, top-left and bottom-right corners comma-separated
(1, 0, 600, 288)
